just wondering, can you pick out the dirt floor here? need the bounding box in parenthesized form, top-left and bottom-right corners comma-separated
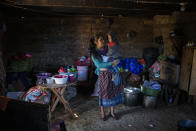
(51, 96, 196, 131)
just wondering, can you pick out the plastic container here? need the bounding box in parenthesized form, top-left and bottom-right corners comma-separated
(58, 72, 68, 75)
(36, 73, 51, 79)
(178, 119, 196, 131)
(52, 75, 68, 84)
(77, 66, 88, 81)
(46, 77, 54, 84)
(69, 74, 74, 83)
(141, 85, 161, 97)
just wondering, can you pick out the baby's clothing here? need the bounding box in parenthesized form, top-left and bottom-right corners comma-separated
(106, 31, 120, 60)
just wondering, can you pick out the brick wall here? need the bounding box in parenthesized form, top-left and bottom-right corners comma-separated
(5, 15, 154, 71)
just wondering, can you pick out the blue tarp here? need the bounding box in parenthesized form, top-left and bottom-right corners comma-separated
(117, 58, 144, 75)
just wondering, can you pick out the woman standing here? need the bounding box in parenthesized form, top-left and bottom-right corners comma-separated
(89, 32, 124, 121)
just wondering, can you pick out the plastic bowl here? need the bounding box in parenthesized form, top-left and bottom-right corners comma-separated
(52, 75, 68, 84)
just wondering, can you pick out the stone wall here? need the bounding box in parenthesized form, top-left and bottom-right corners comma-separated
(5, 15, 154, 71)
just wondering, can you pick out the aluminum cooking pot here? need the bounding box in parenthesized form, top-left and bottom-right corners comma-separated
(124, 87, 142, 106)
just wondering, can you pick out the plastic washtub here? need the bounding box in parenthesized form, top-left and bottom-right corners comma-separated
(52, 75, 68, 84)
(141, 85, 161, 97)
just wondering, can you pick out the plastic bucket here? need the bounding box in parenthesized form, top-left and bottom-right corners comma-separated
(77, 66, 88, 81)
(178, 119, 196, 131)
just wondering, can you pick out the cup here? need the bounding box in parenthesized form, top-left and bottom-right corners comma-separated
(69, 74, 74, 83)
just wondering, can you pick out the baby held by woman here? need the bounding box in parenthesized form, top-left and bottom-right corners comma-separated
(103, 32, 120, 83)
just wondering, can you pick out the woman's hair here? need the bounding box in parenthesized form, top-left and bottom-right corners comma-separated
(89, 32, 105, 60)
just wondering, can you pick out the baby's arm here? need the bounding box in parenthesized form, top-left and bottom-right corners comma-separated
(107, 33, 113, 43)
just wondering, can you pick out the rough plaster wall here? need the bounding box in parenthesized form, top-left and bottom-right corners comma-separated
(0, 31, 2, 55)
(0, 14, 3, 55)
(153, 15, 176, 56)
(92, 17, 154, 57)
(6, 16, 154, 70)
(153, 12, 196, 56)
(111, 17, 154, 58)
(0, 31, 5, 57)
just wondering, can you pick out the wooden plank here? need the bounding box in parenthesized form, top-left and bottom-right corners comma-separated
(160, 60, 180, 85)
(179, 47, 194, 92)
(189, 49, 196, 95)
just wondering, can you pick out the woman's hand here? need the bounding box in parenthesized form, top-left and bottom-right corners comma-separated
(107, 34, 112, 43)
(111, 59, 120, 66)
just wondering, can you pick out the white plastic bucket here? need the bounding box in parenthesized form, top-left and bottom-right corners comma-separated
(77, 66, 88, 81)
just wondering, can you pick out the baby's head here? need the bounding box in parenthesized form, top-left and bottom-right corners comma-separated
(108, 31, 119, 45)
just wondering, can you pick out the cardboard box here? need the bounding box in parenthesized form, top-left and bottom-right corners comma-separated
(160, 61, 180, 85)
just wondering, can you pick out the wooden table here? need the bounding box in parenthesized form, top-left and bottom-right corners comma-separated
(40, 82, 78, 118)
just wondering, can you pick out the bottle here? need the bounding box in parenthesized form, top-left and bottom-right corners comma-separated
(71, 65, 75, 72)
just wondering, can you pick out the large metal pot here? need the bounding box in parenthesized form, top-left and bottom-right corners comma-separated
(124, 87, 142, 106)
(143, 95, 157, 108)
